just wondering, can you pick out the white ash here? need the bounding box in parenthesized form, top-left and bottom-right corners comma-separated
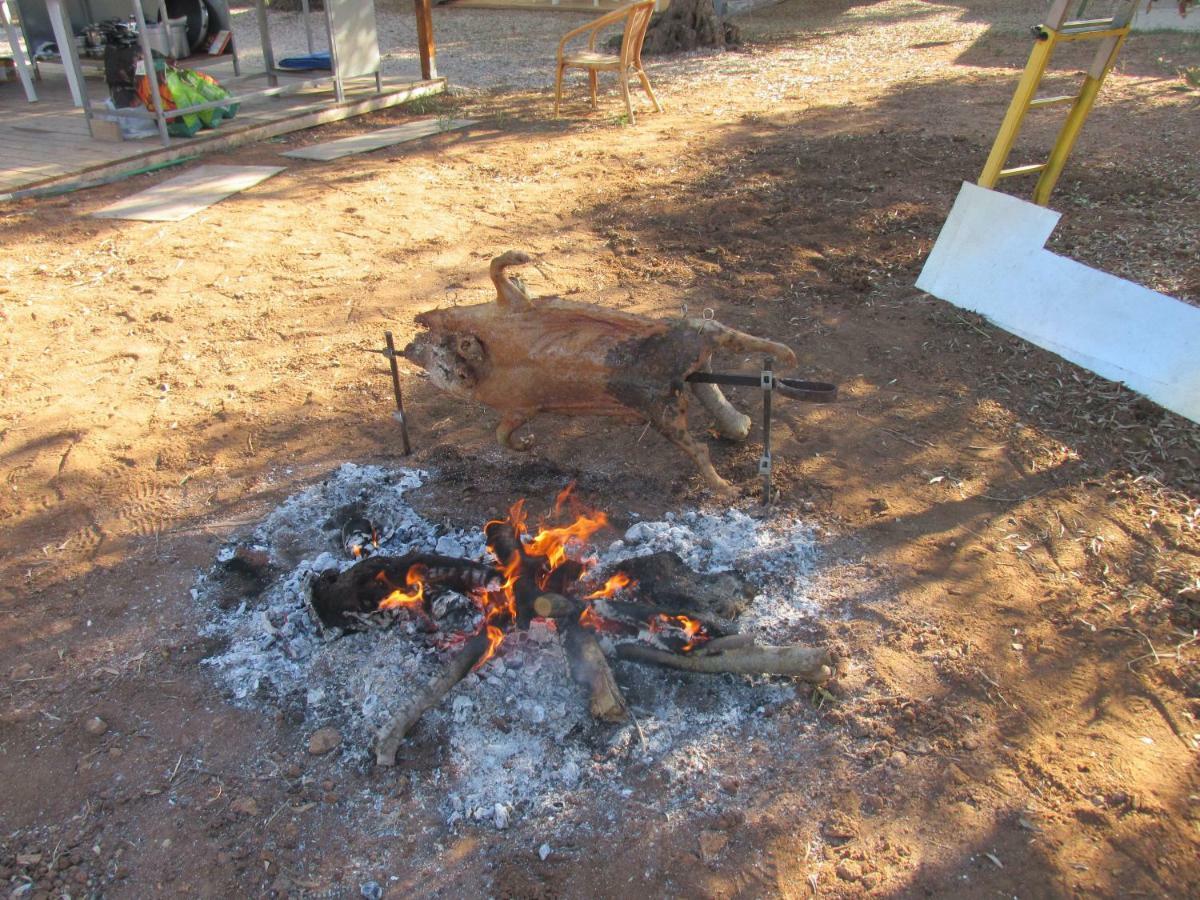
(195, 464, 825, 833)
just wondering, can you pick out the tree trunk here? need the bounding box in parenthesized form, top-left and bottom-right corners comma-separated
(642, 0, 740, 56)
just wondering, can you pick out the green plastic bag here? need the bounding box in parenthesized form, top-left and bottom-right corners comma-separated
(159, 63, 238, 137)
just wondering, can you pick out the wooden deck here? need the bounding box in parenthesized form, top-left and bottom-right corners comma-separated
(0, 67, 445, 196)
(443, 0, 658, 10)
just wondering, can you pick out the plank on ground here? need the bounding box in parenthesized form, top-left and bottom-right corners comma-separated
(281, 118, 475, 161)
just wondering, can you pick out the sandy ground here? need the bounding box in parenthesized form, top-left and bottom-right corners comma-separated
(2, 1, 1199, 897)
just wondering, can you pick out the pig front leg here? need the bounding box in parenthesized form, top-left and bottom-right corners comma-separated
(497, 410, 535, 451)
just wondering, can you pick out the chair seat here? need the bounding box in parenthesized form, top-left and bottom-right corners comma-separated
(562, 50, 622, 68)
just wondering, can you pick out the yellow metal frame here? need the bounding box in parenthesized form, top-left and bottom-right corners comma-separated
(978, 2, 1134, 206)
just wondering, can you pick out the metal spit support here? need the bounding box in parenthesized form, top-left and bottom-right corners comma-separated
(379, 331, 412, 455)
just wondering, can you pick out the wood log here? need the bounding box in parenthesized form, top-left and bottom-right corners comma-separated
(483, 519, 544, 628)
(695, 634, 756, 655)
(310, 553, 500, 628)
(595, 598, 734, 639)
(562, 623, 628, 723)
(375, 631, 492, 766)
(615, 643, 833, 682)
(404, 251, 797, 496)
(530, 592, 732, 645)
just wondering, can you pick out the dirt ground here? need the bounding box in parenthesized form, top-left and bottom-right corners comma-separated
(2, 1, 1198, 897)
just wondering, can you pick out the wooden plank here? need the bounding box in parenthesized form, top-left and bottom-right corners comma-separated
(91, 164, 286, 221)
(281, 118, 474, 161)
(414, 0, 437, 80)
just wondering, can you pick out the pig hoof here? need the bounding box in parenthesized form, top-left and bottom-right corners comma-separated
(501, 434, 534, 452)
(708, 479, 738, 499)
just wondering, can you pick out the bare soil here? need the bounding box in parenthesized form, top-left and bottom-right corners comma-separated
(2, 1, 1198, 897)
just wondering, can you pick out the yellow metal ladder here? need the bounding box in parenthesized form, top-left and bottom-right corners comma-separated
(979, 0, 1138, 206)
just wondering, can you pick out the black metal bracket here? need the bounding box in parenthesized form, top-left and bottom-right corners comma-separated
(687, 364, 838, 505)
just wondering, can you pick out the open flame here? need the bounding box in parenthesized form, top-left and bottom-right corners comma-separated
(471, 486, 613, 668)
(585, 572, 635, 600)
(377, 564, 427, 611)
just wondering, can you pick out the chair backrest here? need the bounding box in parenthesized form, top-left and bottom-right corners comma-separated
(620, 0, 657, 68)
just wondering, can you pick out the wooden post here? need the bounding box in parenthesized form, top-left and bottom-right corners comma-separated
(414, 0, 437, 80)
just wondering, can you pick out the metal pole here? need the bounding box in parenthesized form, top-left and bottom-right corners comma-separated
(384, 331, 412, 456)
(301, 0, 314, 54)
(131, 0, 170, 145)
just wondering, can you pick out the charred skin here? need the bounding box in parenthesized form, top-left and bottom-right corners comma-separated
(403, 252, 797, 495)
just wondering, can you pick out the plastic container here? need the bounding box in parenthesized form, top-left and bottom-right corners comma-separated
(167, 17, 189, 59)
(144, 17, 189, 59)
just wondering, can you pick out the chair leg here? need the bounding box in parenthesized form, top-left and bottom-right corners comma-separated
(588, 70, 598, 110)
(619, 70, 634, 125)
(637, 67, 661, 113)
(554, 63, 564, 116)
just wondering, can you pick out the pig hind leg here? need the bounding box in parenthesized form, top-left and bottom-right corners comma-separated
(688, 318, 798, 368)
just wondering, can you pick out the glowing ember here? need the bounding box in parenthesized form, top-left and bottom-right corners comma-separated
(650, 613, 709, 652)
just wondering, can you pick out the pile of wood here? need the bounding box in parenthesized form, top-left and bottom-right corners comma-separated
(311, 512, 834, 766)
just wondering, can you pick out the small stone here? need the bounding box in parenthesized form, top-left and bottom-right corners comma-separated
(888, 751, 909, 769)
(73, 869, 88, 885)
(231, 797, 260, 817)
(714, 809, 745, 830)
(360, 881, 383, 900)
(836, 859, 863, 882)
(307, 727, 341, 756)
(911, 738, 932, 755)
(698, 830, 728, 863)
(494, 803, 511, 830)
(822, 814, 857, 841)
(321, 779, 334, 792)
(83, 717, 109, 737)
(538, 843, 551, 861)
(16, 853, 42, 867)
(961, 734, 981, 751)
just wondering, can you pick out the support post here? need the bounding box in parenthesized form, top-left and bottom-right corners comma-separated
(414, 0, 437, 80)
(130, 0, 171, 146)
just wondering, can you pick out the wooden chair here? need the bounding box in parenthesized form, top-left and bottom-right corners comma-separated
(554, 0, 661, 125)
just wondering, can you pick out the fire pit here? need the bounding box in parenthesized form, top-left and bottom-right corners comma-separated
(197, 465, 834, 828)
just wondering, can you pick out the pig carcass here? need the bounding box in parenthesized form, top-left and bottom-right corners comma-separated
(403, 251, 798, 494)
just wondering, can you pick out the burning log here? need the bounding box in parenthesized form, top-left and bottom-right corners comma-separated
(563, 623, 628, 723)
(532, 590, 732, 639)
(375, 631, 495, 767)
(403, 251, 800, 495)
(616, 642, 833, 682)
(310, 553, 500, 629)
